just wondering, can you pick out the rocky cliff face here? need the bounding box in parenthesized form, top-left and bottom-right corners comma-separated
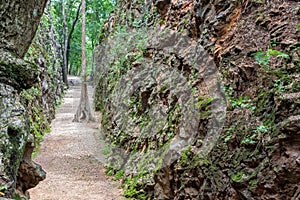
(0, 0, 47, 58)
(0, 1, 64, 199)
(95, 0, 300, 199)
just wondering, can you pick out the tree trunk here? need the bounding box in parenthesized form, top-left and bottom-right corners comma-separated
(91, 41, 95, 83)
(66, 2, 81, 73)
(73, 0, 95, 122)
(69, 63, 73, 75)
(62, 0, 69, 85)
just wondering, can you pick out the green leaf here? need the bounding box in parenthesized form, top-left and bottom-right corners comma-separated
(267, 49, 289, 59)
(253, 51, 270, 66)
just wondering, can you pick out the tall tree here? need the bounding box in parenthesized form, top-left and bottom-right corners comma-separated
(62, 0, 69, 84)
(73, 0, 94, 122)
(66, 2, 81, 75)
(60, 0, 81, 85)
(50, 0, 115, 78)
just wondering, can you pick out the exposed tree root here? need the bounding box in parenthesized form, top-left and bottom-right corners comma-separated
(73, 82, 95, 122)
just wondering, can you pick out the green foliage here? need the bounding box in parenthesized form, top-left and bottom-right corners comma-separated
(14, 194, 22, 200)
(273, 79, 285, 93)
(253, 51, 270, 66)
(231, 171, 244, 182)
(231, 96, 254, 111)
(113, 170, 124, 181)
(21, 87, 51, 155)
(179, 146, 192, 165)
(252, 49, 289, 67)
(224, 134, 232, 143)
(249, 179, 258, 188)
(196, 96, 213, 109)
(123, 174, 148, 200)
(29, 105, 51, 154)
(0, 185, 7, 192)
(241, 125, 268, 146)
(224, 125, 235, 143)
(267, 49, 289, 58)
(21, 87, 41, 102)
(254, 125, 268, 133)
(105, 166, 115, 176)
(297, 23, 300, 30)
(223, 85, 255, 111)
(51, 0, 116, 75)
(231, 166, 259, 185)
(269, 39, 278, 47)
(241, 137, 256, 145)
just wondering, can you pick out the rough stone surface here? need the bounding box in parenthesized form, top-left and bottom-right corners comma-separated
(95, 0, 300, 199)
(0, 1, 63, 199)
(0, 0, 48, 58)
(0, 49, 38, 91)
(0, 83, 28, 198)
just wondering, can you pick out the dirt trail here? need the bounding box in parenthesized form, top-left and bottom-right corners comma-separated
(29, 77, 122, 200)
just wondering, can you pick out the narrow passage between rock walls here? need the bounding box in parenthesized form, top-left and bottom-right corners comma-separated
(28, 76, 123, 200)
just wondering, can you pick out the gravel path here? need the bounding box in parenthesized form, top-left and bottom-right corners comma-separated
(29, 79, 123, 200)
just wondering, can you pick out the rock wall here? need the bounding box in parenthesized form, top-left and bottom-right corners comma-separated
(0, 1, 64, 199)
(95, 0, 299, 199)
(0, 0, 47, 58)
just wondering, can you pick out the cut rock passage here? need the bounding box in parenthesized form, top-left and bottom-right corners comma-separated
(29, 77, 122, 200)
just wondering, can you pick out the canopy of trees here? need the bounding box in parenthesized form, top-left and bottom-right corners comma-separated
(50, 0, 115, 83)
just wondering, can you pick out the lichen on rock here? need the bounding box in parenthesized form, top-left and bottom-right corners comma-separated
(0, 0, 64, 199)
(0, 83, 29, 198)
(94, 0, 300, 199)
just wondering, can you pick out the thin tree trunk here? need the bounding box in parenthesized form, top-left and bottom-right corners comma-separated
(73, 0, 95, 122)
(81, 0, 86, 80)
(66, 2, 81, 71)
(91, 41, 95, 83)
(69, 63, 73, 75)
(62, 0, 68, 85)
(91, 51, 95, 83)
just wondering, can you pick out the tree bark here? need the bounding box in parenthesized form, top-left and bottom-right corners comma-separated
(91, 41, 95, 83)
(69, 63, 73, 75)
(62, 0, 69, 85)
(73, 0, 95, 122)
(66, 2, 81, 73)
